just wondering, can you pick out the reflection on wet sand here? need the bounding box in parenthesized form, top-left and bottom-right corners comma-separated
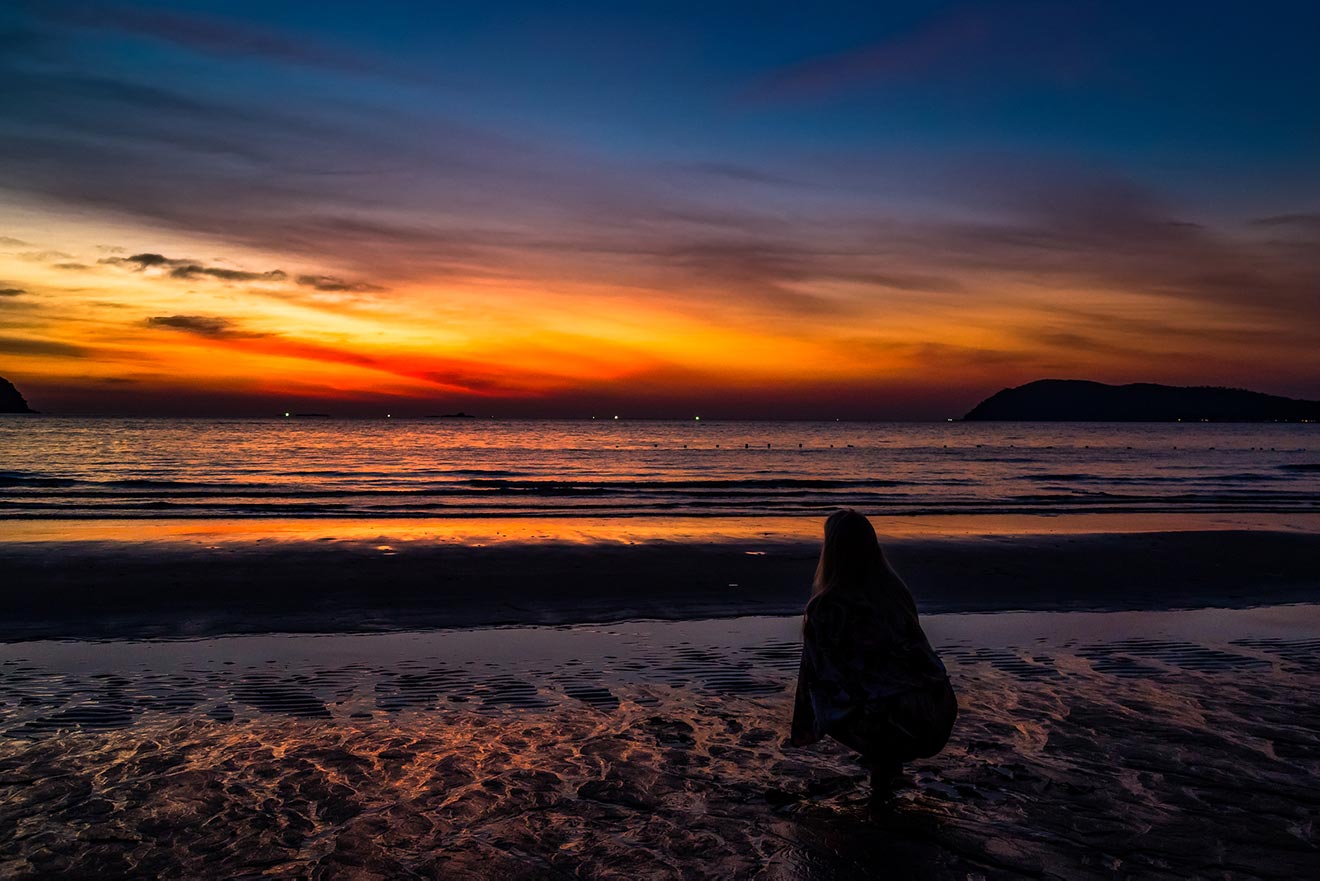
(1, 670, 1315, 879)
(1, 609, 1317, 879)
(6, 511, 1319, 548)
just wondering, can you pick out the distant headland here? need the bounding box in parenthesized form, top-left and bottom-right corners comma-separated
(964, 379, 1320, 422)
(0, 376, 36, 414)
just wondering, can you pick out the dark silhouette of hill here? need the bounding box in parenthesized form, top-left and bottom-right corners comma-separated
(0, 376, 36, 413)
(964, 379, 1320, 422)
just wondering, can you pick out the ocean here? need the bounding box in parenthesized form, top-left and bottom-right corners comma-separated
(1, 417, 1316, 520)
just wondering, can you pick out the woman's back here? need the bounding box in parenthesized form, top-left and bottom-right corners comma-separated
(790, 510, 957, 798)
(805, 588, 947, 701)
(792, 586, 947, 745)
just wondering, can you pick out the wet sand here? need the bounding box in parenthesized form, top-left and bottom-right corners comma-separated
(3, 521, 1319, 639)
(2, 608, 1318, 879)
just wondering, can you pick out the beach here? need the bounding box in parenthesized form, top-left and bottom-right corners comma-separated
(2, 606, 1318, 879)
(2, 515, 1318, 640)
(2, 522, 1319, 878)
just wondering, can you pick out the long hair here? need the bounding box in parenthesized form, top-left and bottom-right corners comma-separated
(809, 509, 919, 624)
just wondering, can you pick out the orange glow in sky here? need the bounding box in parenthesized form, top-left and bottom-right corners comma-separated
(2, 2, 1318, 418)
(2, 202, 1316, 419)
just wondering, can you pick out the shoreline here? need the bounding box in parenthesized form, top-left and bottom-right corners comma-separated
(5, 509, 1320, 542)
(2, 522, 1318, 640)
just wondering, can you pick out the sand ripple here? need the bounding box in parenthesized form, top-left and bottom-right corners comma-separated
(2, 651, 1317, 879)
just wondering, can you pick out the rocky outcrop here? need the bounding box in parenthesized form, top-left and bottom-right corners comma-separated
(963, 379, 1320, 422)
(0, 376, 36, 413)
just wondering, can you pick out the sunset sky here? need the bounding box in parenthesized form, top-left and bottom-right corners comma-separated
(1, 0, 1317, 418)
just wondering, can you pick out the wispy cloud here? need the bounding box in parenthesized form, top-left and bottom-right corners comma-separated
(95, 253, 391, 295)
(138, 318, 571, 397)
(743, 0, 1113, 103)
(295, 274, 384, 293)
(904, 177, 1320, 316)
(0, 334, 87, 357)
(144, 314, 253, 338)
(103, 253, 287, 283)
(23, 0, 408, 80)
(1250, 213, 1320, 231)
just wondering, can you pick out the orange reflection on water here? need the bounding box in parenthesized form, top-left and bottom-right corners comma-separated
(5, 511, 1318, 548)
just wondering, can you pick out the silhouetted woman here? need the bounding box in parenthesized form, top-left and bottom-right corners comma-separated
(791, 509, 957, 803)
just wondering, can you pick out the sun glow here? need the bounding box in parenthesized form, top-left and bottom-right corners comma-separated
(1, 180, 1315, 418)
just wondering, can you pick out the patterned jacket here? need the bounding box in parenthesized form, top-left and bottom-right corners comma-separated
(790, 585, 948, 747)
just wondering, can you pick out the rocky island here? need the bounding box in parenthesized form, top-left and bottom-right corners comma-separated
(0, 376, 36, 414)
(964, 379, 1320, 422)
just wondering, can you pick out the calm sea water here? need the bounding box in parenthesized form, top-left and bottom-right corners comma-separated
(0, 418, 1316, 519)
